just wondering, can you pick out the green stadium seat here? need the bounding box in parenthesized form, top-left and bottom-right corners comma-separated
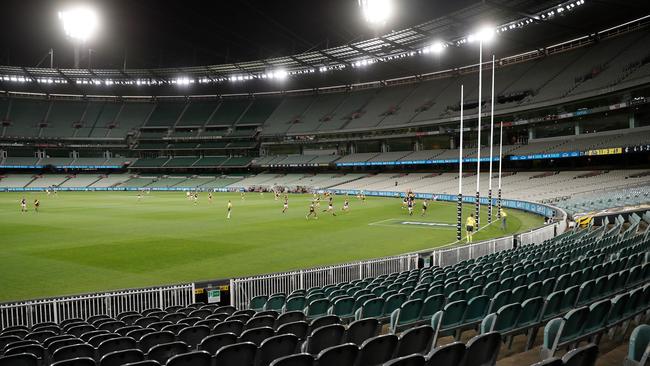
(329, 297, 355, 319)
(305, 299, 330, 319)
(489, 290, 512, 314)
(481, 303, 520, 334)
(431, 300, 467, 346)
(541, 307, 589, 358)
(463, 295, 490, 324)
(249, 295, 268, 311)
(354, 298, 384, 320)
(560, 286, 580, 312)
(626, 324, 650, 366)
(284, 296, 307, 313)
(389, 299, 423, 333)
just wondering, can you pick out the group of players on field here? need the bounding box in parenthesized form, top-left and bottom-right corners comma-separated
(19, 188, 506, 243)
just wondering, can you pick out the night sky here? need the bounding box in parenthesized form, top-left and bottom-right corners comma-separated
(0, 0, 648, 70)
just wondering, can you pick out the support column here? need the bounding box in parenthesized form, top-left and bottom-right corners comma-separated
(575, 121, 583, 135)
(629, 113, 636, 129)
(528, 126, 535, 141)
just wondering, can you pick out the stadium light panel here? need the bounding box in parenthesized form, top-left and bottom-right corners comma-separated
(58, 7, 99, 42)
(358, 0, 393, 25)
(431, 41, 445, 54)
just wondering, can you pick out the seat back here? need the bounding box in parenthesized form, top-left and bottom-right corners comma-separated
(99, 349, 145, 366)
(357, 334, 398, 366)
(562, 343, 598, 366)
(257, 334, 299, 366)
(425, 341, 465, 365)
(147, 341, 189, 365)
(462, 332, 501, 366)
(97, 336, 137, 358)
(239, 326, 275, 346)
(269, 353, 314, 366)
(383, 354, 425, 366)
(178, 325, 211, 349)
(198, 332, 238, 355)
(395, 325, 433, 357)
(139, 331, 176, 353)
(315, 343, 359, 366)
(214, 320, 245, 337)
(627, 324, 650, 364)
(303, 324, 345, 355)
(52, 344, 95, 363)
(277, 321, 309, 341)
(345, 318, 379, 346)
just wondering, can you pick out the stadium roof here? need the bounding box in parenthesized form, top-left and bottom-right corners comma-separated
(0, 0, 648, 92)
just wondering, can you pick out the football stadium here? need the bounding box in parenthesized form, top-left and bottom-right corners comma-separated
(0, 0, 649, 365)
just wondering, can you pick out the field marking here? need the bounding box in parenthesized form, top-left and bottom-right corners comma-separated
(368, 218, 457, 230)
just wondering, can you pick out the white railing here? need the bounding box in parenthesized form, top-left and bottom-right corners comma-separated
(430, 236, 515, 268)
(520, 223, 560, 246)
(0, 284, 194, 329)
(230, 254, 418, 309)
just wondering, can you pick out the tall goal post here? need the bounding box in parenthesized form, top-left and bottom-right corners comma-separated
(488, 55, 496, 224)
(475, 40, 483, 227)
(457, 85, 464, 241)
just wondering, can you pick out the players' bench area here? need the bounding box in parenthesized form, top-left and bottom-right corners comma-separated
(0, 215, 647, 366)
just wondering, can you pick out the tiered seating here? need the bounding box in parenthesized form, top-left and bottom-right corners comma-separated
(89, 174, 131, 188)
(238, 98, 282, 126)
(177, 101, 220, 127)
(109, 103, 154, 138)
(146, 177, 189, 188)
(199, 177, 244, 189)
(0, 303, 506, 366)
(117, 177, 157, 188)
(3, 99, 48, 138)
(0, 174, 36, 188)
(41, 101, 85, 138)
(145, 102, 186, 127)
(79, 102, 119, 138)
(130, 157, 171, 168)
(207, 99, 250, 126)
(163, 157, 200, 168)
(40, 158, 74, 166)
(26, 175, 70, 188)
(192, 156, 229, 168)
(59, 175, 103, 188)
(221, 157, 253, 167)
(1, 157, 40, 166)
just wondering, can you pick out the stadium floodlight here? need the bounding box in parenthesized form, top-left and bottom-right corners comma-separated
(358, 0, 393, 25)
(274, 69, 288, 80)
(468, 26, 495, 43)
(431, 41, 445, 54)
(59, 6, 99, 68)
(58, 7, 99, 42)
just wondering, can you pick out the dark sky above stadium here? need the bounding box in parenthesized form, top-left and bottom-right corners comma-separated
(1, 0, 648, 69)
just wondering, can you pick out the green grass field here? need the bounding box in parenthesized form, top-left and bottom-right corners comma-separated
(0, 191, 543, 302)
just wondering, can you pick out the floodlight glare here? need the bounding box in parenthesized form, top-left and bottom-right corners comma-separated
(58, 7, 99, 42)
(477, 27, 495, 42)
(358, 0, 393, 25)
(468, 27, 495, 43)
(431, 41, 445, 54)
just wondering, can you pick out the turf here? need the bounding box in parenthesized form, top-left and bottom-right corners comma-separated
(0, 192, 543, 302)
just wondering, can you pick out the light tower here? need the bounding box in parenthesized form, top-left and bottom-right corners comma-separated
(58, 7, 99, 68)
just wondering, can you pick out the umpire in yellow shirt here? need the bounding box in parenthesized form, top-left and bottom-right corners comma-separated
(466, 213, 476, 243)
(500, 208, 507, 230)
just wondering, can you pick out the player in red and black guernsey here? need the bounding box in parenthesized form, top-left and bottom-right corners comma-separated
(306, 202, 318, 219)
